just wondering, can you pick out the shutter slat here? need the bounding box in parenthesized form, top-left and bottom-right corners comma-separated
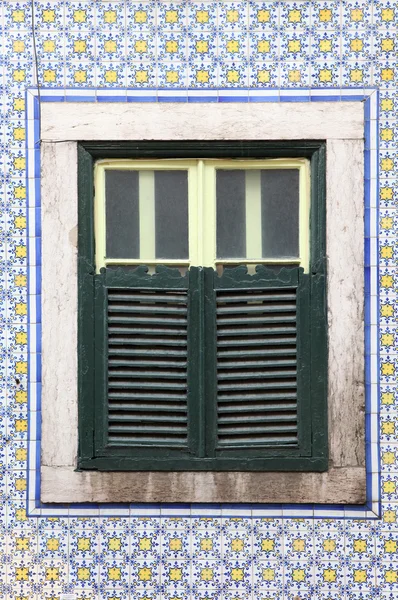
(217, 336, 295, 347)
(109, 414, 187, 423)
(109, 380, 186, 390)
(109, 424, 187, 433)
(108, 292, 187, 303)
(217, 304, 294, 315)
(109, 304, 186, 315)
(109, 337, 187, 346)
(108, 359, 187, 368)
(108, 392, 185, 401)
(219, 424, 297, 434)
(216, 286, 299, 447)
(218, 403, 297, 413)
(219, 358, 296, 369)
(218, 348, 296, 358)
(215, 293, 296, 303)
(109, 371, 186, 379)
(108, 436, 187, 445)
(109, 316, 187, 325)
(218, 435, 298, 445)
(217, 317, 296, 329)
(109, 326, 187, 335)
(218, 381, 296, 390)
(107, 287, 189, 447)
(109, 403, 187, 412)
(109, 348, 187, 357)
(218, 414, 297, 424)
(218, 393, 297, 402)
(219, 369, 296, 380)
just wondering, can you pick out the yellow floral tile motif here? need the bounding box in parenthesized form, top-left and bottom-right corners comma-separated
(11, 9, 26, 23)
(385, 538, 398, 553)
(15, 448, 28, 462)
(384, 509, 397, 523)
(169, 567, 182, 581)
(382, 450, 396, 465)
(381, 362, 395, 376)
(353, 569, 367, 583)
(15, 567, 29, 581)
(381, 392, 394, 406)
(139, 537, 152, 551)
(323, 538, 336, 552)
(231, 538, 245, 552)
(292, 568, 306, 582)
(262, 567, 275, 581)
(108, 567, 122, 580)
(134, 10, 148, 24)
(383, 479, 396, 493)
(231, 567, 244, 581)
(108, 537, 122, 551)
(292, 538, 306, 552)
(0, 0, 395, 595)
(138, 567, 152, 581)
(46, 537, 60, 551)
(319, 8, 333, 22)
(353, 539, 367, 553)
(169, 537, 182, 551)
(15, 537, 29, 551)
(323, 568, 337, 583)
(200, 567, 214, 581)
(200, 537, 213, 551)
(46, 567, 59, 581)
(77, 537, 91, 552)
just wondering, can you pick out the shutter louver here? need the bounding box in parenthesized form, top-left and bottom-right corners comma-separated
(107, 287, 189, 447)
(216, 286, 298, 447)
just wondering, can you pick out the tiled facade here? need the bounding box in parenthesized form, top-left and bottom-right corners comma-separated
(0, 0, 397, 598)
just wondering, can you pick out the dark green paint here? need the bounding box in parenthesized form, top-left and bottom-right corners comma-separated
(77, 141, 327, 473)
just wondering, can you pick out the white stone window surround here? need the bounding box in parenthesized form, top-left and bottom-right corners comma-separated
(40, 101, 365, 504)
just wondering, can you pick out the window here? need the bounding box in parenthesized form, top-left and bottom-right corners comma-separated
(78, 143, 327, 471)
(41, 101, 365, 503)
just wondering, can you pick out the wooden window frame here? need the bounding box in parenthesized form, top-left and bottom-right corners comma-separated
(77, 141, 327, 472)
(94, 157, 310, 271)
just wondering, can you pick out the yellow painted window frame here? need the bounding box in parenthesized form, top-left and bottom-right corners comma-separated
(94, 158, 310, 273)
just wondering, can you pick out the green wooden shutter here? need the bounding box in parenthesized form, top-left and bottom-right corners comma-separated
(92, 265, 204, 464)
(204, 265, 313, 462)
(106, 287, 189, 446)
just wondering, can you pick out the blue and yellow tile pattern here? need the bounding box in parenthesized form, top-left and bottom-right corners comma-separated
(0, 0, 397, 597)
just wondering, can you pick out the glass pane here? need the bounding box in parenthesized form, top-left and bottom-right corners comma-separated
(106, 170, 140, 259)
(105, 169, 189, 261)
(216, 170, 246, 258)
(155, 171, 189, 259)
(216, 168, 300, 260)
(261, 169, 299, 258)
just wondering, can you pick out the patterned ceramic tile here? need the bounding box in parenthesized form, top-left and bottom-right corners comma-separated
(0, 0, 394, 596)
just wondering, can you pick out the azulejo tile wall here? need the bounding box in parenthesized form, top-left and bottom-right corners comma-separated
(0, 0, 397, 598)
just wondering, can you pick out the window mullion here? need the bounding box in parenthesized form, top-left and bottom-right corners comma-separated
(201, 162, 217, 267)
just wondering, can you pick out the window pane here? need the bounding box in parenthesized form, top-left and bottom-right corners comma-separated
(105, 169, 189, 261)
(216, 168, 300, 260)
(216, 170, 246, 258)
(106, 170, 140, 259)
(155, 171, 189, 259)
(261, 169, 299, 258)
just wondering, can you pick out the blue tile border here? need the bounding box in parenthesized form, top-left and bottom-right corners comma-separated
(26, 87, 380, 519)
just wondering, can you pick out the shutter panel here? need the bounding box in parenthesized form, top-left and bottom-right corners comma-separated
(216, 286, 298, 446)
(107, 287, 189, 446)
(210, 265, 310, 457)
(93, 266, 202, 460)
